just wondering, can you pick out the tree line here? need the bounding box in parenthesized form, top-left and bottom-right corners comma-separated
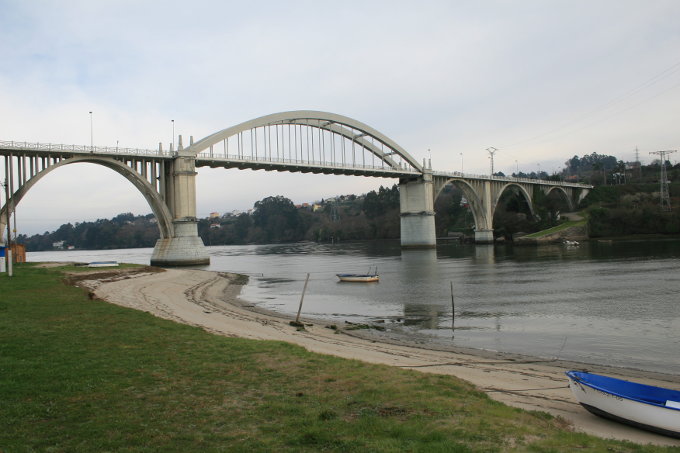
(18, 186, 403, 251)
(17, 155, 680, 251)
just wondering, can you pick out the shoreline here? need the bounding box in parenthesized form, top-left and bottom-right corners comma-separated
(78, 266, 679, 447)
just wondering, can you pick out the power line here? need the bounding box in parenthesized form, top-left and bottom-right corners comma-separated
(503, 59, 680, 149)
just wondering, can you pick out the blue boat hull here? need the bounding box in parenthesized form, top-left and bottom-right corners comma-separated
(566, 371, 680, 438)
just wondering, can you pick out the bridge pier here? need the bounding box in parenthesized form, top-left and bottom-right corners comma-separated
(399, 172, 436, 249)
(474, 229, 494, 244)
(474, 181, 495, 244)
(150, 145, 209, 266)
(150, 220, 209, 266)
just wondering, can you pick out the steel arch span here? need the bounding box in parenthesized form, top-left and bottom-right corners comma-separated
(187, 110, 424, 176)
(0, 156, 174, 242)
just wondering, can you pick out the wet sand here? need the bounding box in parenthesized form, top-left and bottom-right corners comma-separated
(79, 267, 679, 447)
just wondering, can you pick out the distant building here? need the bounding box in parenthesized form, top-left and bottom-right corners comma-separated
(209, 212, 221, 219)
(52, 240, 65, 249)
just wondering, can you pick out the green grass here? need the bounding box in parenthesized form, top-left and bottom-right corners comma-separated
(524, 219, 587, 238)
(1, 264, 676, 452)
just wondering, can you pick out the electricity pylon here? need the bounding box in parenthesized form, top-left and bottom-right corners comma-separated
(649, 150, 676, 211)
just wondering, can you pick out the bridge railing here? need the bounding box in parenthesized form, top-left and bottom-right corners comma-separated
(197, 152, 422, 175)
(434, 170, 592, 188)
(0, 140, 172, 158)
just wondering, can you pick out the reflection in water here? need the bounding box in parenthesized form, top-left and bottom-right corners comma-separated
(473, 244, 495, 265)
(28, 238, 680, 375)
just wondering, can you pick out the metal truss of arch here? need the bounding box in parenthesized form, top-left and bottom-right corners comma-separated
(0, 155, 173, 242)
(188, 111, 423, 177)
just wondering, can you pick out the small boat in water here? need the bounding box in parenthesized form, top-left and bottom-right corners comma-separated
(566, 370, 680, 438)
(336, 267, 379, 283)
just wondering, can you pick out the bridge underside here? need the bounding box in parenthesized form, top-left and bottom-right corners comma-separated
(196, 158, 418, 178)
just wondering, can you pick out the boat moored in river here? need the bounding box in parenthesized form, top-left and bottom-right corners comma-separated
(566, 370, 680, 438)
(336, 267, 379, 282)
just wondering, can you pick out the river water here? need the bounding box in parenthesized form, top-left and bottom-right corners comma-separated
(28, 239, 680, 375)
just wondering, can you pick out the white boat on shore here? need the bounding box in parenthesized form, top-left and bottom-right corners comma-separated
(88, 261, 119, 268)
(566, 370, 680, 438)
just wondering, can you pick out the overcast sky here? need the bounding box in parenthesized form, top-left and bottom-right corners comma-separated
(2, 0, 679, 235)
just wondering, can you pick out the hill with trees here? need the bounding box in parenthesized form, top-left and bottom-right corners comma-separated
(18, 186, 402, 251)
(16, 155, 680, 251)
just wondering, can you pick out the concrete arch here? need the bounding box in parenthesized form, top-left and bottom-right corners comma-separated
(187, 110, 423, 172)
(0, 156, 173, 242)
(493, 183, 535, 218)
(544, 186, 575, 211)
(433, 178, 486, 232)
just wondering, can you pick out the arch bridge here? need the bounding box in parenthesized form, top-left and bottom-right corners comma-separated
(1, 110, 591, 265)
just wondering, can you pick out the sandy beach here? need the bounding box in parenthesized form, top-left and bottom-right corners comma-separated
(76, 267, 679, 447)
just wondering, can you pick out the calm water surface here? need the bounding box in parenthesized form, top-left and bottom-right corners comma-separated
(29, 239, 680, 375)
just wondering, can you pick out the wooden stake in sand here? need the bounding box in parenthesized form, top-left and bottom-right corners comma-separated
(294, 273, 311, 325)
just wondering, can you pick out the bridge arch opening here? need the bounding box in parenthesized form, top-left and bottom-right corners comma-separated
(544, 186, 575, 212)
(433, 179, 483, 240)
(492, 184, 535, 240)
(0, 157, 173, 244)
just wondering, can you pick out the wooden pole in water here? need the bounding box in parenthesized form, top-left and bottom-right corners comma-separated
(450, 281, 455, 329)
(295, 273, 310, 324)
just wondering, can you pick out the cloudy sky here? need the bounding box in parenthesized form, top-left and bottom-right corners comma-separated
(1, 0, 679, 235)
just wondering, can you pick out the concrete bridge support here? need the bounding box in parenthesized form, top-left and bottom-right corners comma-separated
(150, 146, 210, 266)
(473, 181, 495, 244)
(399, 171, 436, 248)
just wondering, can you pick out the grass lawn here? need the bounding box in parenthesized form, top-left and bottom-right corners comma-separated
(0, 264, 674, 452)
(524, 220, 586, 238)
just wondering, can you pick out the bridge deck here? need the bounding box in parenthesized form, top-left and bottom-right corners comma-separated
(0, 140, 593, 189)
